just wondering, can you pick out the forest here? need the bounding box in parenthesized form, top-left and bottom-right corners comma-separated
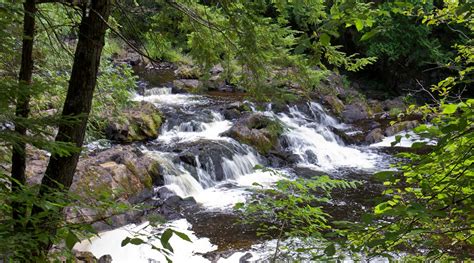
(0, 0, 472, 262)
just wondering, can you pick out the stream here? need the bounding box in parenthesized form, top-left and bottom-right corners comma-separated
(76, 69, 407, 262)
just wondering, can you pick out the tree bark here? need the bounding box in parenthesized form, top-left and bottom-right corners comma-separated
(39, 0, 111, 193)
(11, 0, 36, 222)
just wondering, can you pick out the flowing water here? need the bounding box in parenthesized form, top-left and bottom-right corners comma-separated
(76, 78, 395, 262)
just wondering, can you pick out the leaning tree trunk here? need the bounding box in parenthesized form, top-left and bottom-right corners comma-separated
(11, 0, 36, 222)
(39, 0, 111, 193)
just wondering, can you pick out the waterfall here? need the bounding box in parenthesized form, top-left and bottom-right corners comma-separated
(145, 151, 203, 197)
(144, 87, 172, 96)
(276, 102, 378, 170)
(222, 152, 260, 180)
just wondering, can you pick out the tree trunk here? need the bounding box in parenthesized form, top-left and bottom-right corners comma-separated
(11, 0, 36, 222)
(39, 0, 111, 192)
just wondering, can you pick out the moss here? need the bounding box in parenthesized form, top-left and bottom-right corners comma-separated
(238, 117, 284, 155)
(389, 107, 404, 117)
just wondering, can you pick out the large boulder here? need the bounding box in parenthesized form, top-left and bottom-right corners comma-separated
(341, 103, 369, 123)
(105, 101, 163, 143)
(384, 120, 419, 137)
(322, 95, 345, 116)
(222, 113, 283, 155)
(174, 64, 202, 79)
(365, 128, 385, 144)
(173, 79, 203, 91)
(65, 145, 163, 229)
(22, 145, 164, 230)
(72, 145, 162, 200)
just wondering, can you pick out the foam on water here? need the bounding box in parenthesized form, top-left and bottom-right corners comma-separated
(158, 112, 233, 144)
(370, 130, 436, 148)
(75, 219, 216, 263)
(275, 102, 379, 171)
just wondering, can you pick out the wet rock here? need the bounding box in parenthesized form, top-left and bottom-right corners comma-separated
(156, 187, 176, 200)
(206, 74, 227, 92)
(341, 103, 369, 123)
(266, 150, 300, 167)
(368, 99, 384, 114)
(239, 252, 253, 262)
(158, 139, 250, 182)
(365, 128, 385, 144)
(384, 120, 419, 137)
(157, 195, 197, 220)
(222, 113, 284, 155)
(322, 95, 345, 116)
(74, 251, 97, 263)
(179, 153, 198, 167)
(105, 101, 163, 143)
(223, 108, 241, 120)
(74, 251, 113, 263)
(98, 255, 112, 263)
(173, 79, 203, 91)
(382, 96, 406, 112)
(330, 126, 357, 145)
(112, 48, 144, 67)
(293, 166, 327, 179)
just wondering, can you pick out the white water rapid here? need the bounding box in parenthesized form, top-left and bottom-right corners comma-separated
(77, 84, 389, 262)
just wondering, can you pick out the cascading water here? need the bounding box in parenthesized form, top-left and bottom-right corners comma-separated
(144, 87, 173, 96)
(78, 78, 390, 262)
(274, 102, 379, 171)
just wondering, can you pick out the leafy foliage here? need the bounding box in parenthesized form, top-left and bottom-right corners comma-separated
(235, 172, 359, 261)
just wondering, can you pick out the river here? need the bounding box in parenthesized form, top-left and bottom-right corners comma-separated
(75, 69, 409, 262)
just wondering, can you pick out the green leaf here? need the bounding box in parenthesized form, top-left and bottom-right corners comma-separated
(442, 104, 458, 114)
(354, 19, 364, 31)
(374, 171, 396, 181)
(234, 202, 244, 209)
(161, 229, 174, 252)
(319, 33, 331, 46)
(324, 243, 336, 256)
(65, 231, 79, 250)
(391, 135, 402, 146)
(121, 237, 131, 247)
(172, 230, 191, 242)
(129, 238, 145, 245)
(360, 30, 377, 41)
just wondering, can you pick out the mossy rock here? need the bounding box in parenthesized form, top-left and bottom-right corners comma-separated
(384, 120, 419, 137)
(224, 113, 284, 155)
(105, 101, 164, 143)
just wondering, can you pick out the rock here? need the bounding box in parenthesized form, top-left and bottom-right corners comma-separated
(222, 113, 283, 155)
(365, 128, 385, 144)
(368, 99, 384, 114)
(329, 126, 357, 145)
(105, 101, 163, 143)
(239, 252, 253, 263)
(164, 140, 251, 182)
(384, 120, 419, 137)
(223, 108, 241, 120)
(322, 95, 345, 116)
(64, 145, 163, 229)
(98, 255, 112, 263)
(158, 195, 197, 220)
(206, 74, 227, 91)
(341, 103, 369, 123)
(173, 79, 203, 91)
(382, 97, 406, 116)
(210, 64, 224, 75)
(174, 64, 201, 79)
(75, 251, 97, 263)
